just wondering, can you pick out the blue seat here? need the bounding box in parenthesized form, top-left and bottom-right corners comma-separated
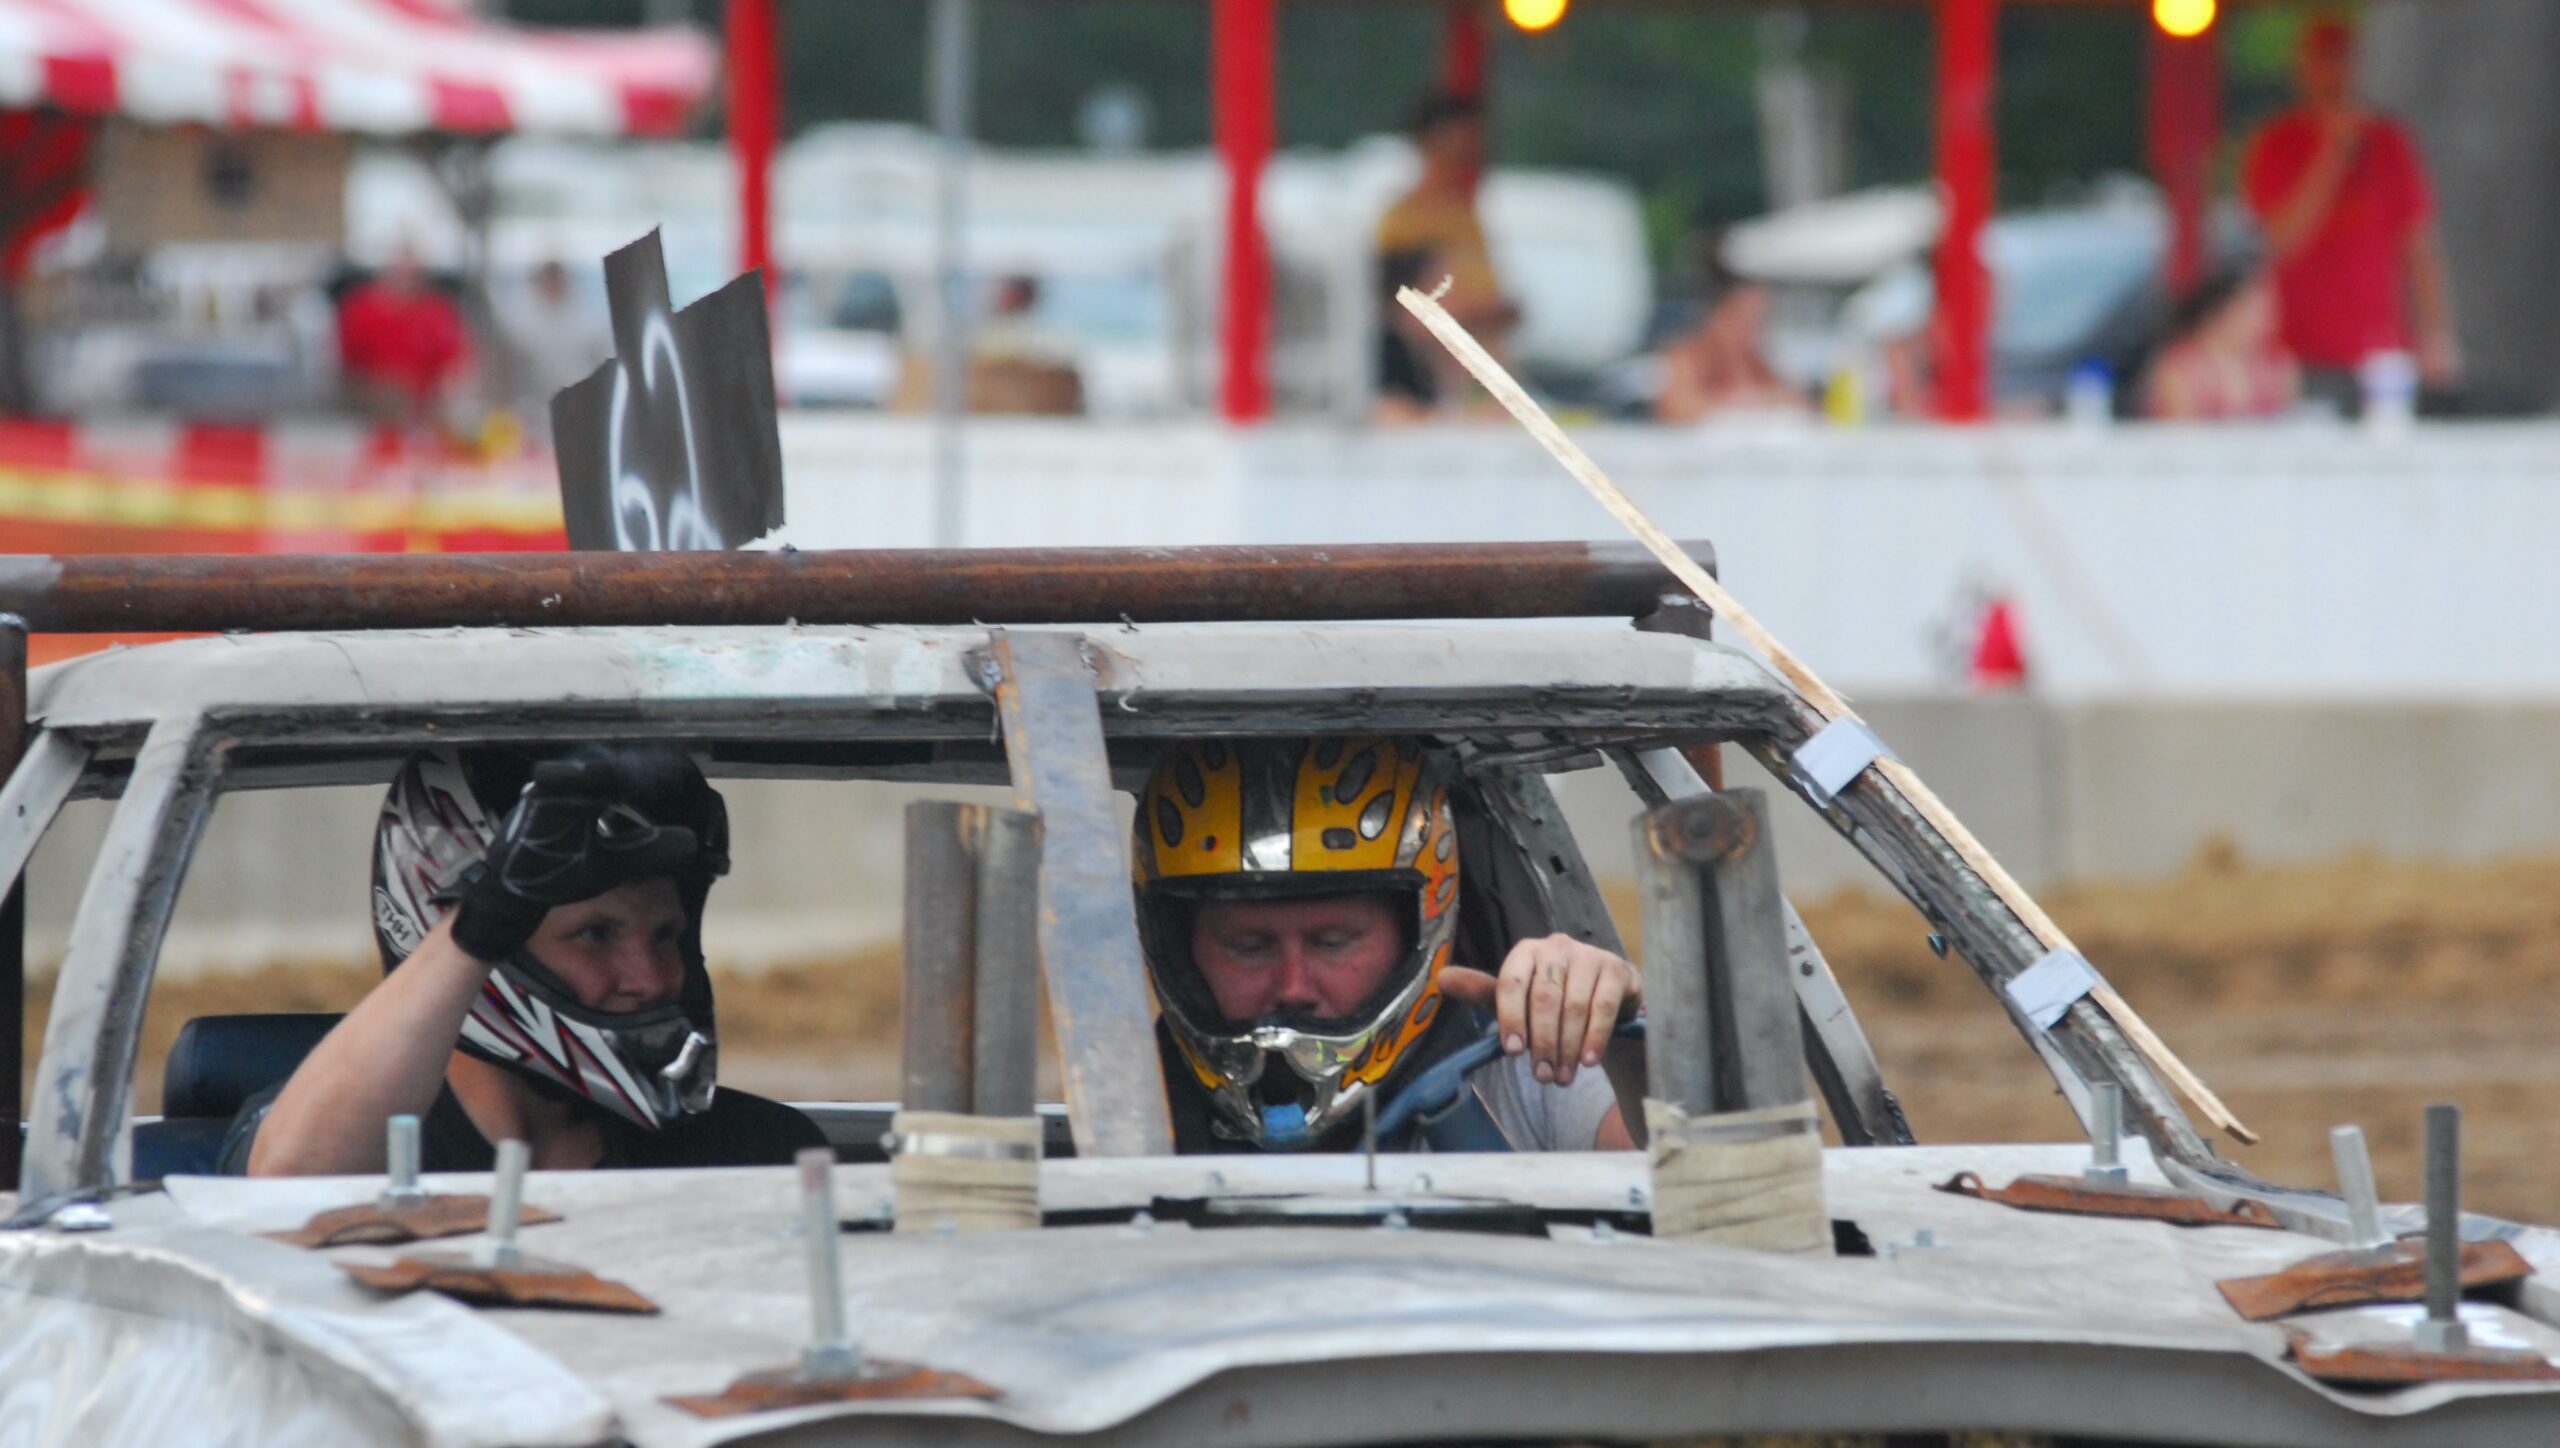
(132, 1013, 342, 1179)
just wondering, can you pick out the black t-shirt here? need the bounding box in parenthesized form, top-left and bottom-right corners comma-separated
(218, 1079, 824, 1175)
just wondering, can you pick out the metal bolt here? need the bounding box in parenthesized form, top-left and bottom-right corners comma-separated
(2328, 1125, 2390, 1251)
(2416, 1103, 2469, 1354)
(378, 1114, 428, 1210)
(1362, 1090, 1379, 1193)
(474, 1139, 529, 1270)
(1627, 1185, 1648, 1210)
(2083, 1083, 2129, 1187)
(1588, 1217, 1618, 1244)
(1381, 1206, 1412, 1232)
(795, 1147, 863, 1381)
(1123, 1208, 1157, 1237)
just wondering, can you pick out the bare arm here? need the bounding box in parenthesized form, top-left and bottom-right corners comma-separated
(2254, 118, 2363, 260)
(2406, 226, 2460, 384)
(245, 917, 490, 1176)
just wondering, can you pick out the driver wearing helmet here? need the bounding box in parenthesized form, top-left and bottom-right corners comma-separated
(229, 744, 823, 1175)
(1137, 736, 1640, 1153)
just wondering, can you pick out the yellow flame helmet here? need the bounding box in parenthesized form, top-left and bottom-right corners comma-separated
(1133, 735, 1462, 1148)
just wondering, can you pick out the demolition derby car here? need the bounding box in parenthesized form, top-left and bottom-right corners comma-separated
(4, 540, 2560, 1448)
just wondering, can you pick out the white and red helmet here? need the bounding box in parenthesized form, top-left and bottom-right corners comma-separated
(371, 746, 729, 1130)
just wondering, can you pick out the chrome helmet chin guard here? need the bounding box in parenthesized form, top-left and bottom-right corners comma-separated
(372, 745, 729, 1131)
(1134, 736, 1462, 1149)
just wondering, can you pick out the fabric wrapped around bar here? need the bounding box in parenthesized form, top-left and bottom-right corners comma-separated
(889, 1110, 1042, 1233)
(1644, 1098, 1831, 1255)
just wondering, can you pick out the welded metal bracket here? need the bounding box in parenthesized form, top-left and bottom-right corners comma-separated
(1614, 746, 1913, 1147)
(979, 630, 1173, 1159)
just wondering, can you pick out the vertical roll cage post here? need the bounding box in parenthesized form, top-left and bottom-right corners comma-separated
(0, 729, 91, 1197)
(13, 714, 221, 1215)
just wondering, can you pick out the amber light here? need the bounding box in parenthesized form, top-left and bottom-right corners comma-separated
(2153, 0, 2216, 40)
(1504, 0, 1567, 33)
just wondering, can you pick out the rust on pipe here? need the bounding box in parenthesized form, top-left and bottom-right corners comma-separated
(0, 540, 1711, 635)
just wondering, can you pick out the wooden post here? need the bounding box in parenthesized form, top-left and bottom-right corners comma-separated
(726, 0, 781, 288)
(2147, 23, 2220, 300)
(1633, 790, 1805, 1114)
(1213, 0, 1276, 422)
(1932, 0, 1996, 421)
(0, 615, 21, 1190)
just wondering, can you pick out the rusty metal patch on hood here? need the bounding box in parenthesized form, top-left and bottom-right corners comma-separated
(1936, 1170, 2281, 1228)
(2221, 1238, 2533, 1322)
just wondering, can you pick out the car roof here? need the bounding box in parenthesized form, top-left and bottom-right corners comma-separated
(30, 622, 1796, 763)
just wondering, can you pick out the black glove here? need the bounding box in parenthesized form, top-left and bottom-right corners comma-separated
(448, 748, 703, 964)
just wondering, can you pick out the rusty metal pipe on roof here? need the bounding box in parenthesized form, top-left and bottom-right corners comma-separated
(0, 540, 1712, 635)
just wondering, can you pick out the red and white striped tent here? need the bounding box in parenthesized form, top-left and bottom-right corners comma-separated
(0, 0, 714, 138)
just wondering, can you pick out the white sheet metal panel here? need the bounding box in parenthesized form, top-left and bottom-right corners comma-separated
(0, 1195, 609, 1447)
(144, 1144, 2560, 1445)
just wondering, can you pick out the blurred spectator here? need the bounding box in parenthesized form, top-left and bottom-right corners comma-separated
(1656, 271, 1806, 423)
(336, 246, 474, 427)
(894, 274, 1084, 415)
(1374, 93, 1518, 420)
(501, 259, 611, 423)
(2241, 17, 2457, 410)
(2140, 269, 2299, 420)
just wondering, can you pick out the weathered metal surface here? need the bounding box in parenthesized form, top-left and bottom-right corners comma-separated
(971, 805, 1044, 1119)
(2222, 1238, 2535, 1322)
(342, 1250, 659, 1314)
(0, 540, 1708, 634)
(0, 615, 24, 1191)
(138, 1145, 2560, 1446)
(1938, 1170, 2283, 1229)
(0, 1195, 615, 1445)
(2289, 1332, 2560, 1386)
(666, 1362, 1001, 1418)
(1636, 791, 1804, 1115)
(1617, 745, 1910, 1147)
(26, 624, 1800, 758)
(900, 801, 979, 1114)
(1740, 707, 2224, 1185)
(269, 1193, 564, 1250)
(984, 630, 1173, 1159)
(17, 712, 220, 1206)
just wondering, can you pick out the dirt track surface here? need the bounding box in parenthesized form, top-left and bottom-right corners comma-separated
(26, 845, 2560, 1222)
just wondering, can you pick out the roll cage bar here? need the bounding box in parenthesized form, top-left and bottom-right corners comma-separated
(0, 542, 2303, 1238)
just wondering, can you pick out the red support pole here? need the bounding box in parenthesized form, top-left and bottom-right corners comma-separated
(1443, 3, 1488, 101)
(727, 0, 780, 288)
(1213, 0, 1277, 424)
(2147, 25, 2220, 300)
(1932, 0, 1996, 422)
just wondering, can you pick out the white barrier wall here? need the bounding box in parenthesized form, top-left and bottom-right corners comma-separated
(773, 416, 2560, 698)
(35, 698, 2560, 979)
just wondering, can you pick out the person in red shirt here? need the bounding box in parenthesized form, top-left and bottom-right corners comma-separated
(336, 247, 476, 426)
(2241, 17, 2458, 406)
